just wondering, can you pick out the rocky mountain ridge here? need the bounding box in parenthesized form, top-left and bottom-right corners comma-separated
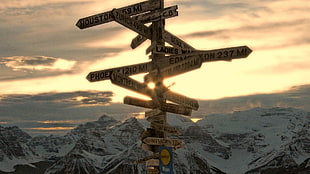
(0, 107, 309, 174)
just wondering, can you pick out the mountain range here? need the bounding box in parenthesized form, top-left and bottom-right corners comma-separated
(0, 107, 309, 174)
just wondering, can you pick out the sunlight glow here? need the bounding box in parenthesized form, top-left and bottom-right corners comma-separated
(26, 127, 76, 130)
(131, 112, 145, 119)
(37, 120, 90, 124)
(191, 118, 202, 123)
(147, 82, 156, 89)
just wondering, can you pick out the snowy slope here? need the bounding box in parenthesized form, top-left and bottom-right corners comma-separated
(1, 108, 309, 174)
(198, 107, 310, 173)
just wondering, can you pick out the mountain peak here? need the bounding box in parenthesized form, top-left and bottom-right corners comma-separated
(97, 114, 117, 122)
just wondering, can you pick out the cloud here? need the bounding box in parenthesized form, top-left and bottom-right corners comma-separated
(251, 60, 310, 74)
(0, 91, 113, 106)
(194, 84, 310, 117)
(0, 90, 144, 135)
(0, 56, 76, 71)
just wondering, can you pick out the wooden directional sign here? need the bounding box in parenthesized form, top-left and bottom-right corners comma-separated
(124, 96, 158, 109)
(151, 122, 181, 135)
(134, 153, 159, 164)
(154, 45, 194, 55)
(124, 97, 192, 116)
(76, 0, 161, 29)
(158, 46, 252, 67)
(172, 143, 184, 151)
(146, 56, 202, 81)
(161, 103, 192, 116)
(164, 91, 199, 110)
(148, 167, 159, 174)
(87, 62, 151, 82)
(198, 45, 252, 62)
(163, 30, 195, 49)
(145, 109, 162, 117)
(110, 72, 154, 96)
(141, 143, 153, 152)
(131, 35, 147, 49)
(147, 159, 159, 166)
(133, 5, 178, 24)
(112, 9, 151, 39)
(143, 137, 183, 147)
(132, 29, 196, 50)
(159, 55, 202, 78)
(147, 114, 165, 122)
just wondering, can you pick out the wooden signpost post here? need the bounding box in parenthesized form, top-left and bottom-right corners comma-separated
(76, 0, 252, 173)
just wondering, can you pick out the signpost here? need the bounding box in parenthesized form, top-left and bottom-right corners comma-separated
(77, 0, 252, 173)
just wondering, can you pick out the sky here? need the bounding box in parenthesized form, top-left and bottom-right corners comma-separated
(0, 0, 309, 136)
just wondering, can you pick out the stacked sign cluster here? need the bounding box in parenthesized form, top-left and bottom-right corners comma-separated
(76, 0, 252, 173)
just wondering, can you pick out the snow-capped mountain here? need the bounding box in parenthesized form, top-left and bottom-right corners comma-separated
(0, 108, 309, 174)
(198, 107, 310, 173)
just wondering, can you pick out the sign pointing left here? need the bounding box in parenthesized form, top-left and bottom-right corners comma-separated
(76, 0, 161, 29)
(86, 62, 151, 82)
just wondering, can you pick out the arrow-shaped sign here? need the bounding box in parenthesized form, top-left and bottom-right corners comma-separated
(157, 45, 252, 68)
(86, 62, 151, 82)
(146, 55, 202, 81)
(130, 29, 196, 50)
(148, 167, 159, 174)
(164, 91, 199, 110)
(146, 159, 160, 166)
(134, 153, 159, 164)
(76, 0, 161, 29)
(143, 137, 183, 146)
(124, 96, 158, 109)
(163, 30, 195, 50)
(145, 109, 162, 117)
(198, 45, 252, 62)
(132, 5, 178, 24)
(131, 35, 148, 49)
(154, 45, 194, 55)
(151, 122, 181, 135)
(160, 103, 192, 116)
(110, 72, 154, 97)
(124, 96, 192, 116)
(112, 8, 151, 39)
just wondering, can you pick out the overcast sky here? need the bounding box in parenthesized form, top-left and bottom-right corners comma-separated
(0, 0, 309, 136)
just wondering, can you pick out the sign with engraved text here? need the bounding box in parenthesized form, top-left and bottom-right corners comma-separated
(86, 62, 151, 82)
(112, 9, 151, 39)
(76, 0, 161, 29)
(164, 91, 199, 110)
(133, 5, 178, 24)
(143, 137, 183, 147)
(110, 72, 153, 96)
